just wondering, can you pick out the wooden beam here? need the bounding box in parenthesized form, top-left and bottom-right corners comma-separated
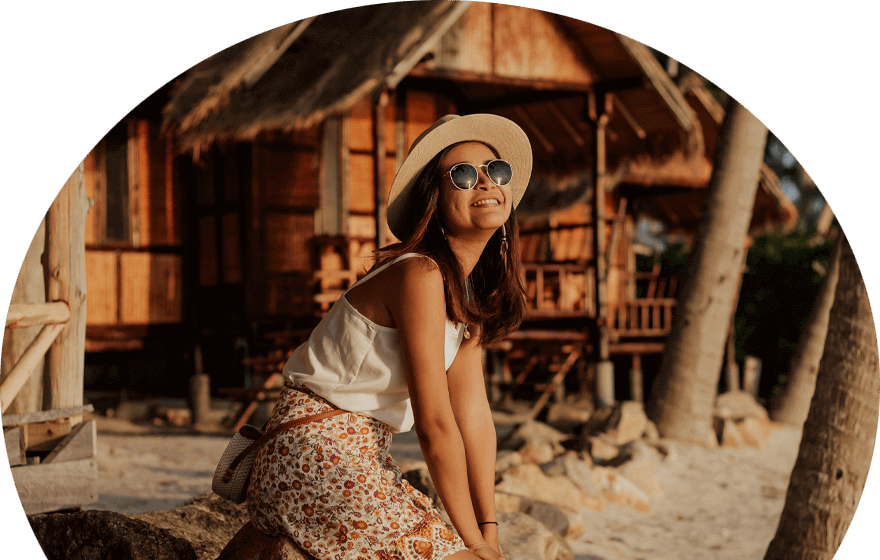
(373, 89, 389, 248)
(592, 108, 611, 360)
(43, 420, 97, 464)
(2, 404, 94, 426)
(4, 426, 25, 466)
(0, 323, 64, 414)
(513, 106, 554, 154)
(548, 101, 586, 147)
(610, 94, 646, 140)
(5, 302, 71, 329)
(10, 457, 97, 514)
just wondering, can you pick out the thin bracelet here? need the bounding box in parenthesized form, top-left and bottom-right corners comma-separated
(477, 521, 498, 526)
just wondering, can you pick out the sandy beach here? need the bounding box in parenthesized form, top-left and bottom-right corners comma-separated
(77, 411, 803, 560)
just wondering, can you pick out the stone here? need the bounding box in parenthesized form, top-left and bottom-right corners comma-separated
(538, 452, 606, 512)
(546, 402, 593, 426)
(495, 463, 588, 512)
(503, 420, 570, 453)
(518, 436, 558, 464)
(605, 401, 648, 445)
(497, 511, 574, 560)
(591, 467, 651, 513)
(586, 436, 620, 462)
(495, 450, 523, 475)
(737, 416, 775, 449)
(495, 491, 532, 513)
(134, 493, 249, 560)
(28, 510, 198, 560)
(714, 390, 769, 421)
(216, 521, 316, 560)
(524, 502, 585, 540)
(644, 419, 661, 441)
(718, 418, 746, 448)
(617, 451, 663, 499)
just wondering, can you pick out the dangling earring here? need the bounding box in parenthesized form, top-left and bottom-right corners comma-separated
(500, 224, 509, 267)
(439, 223, 447, 239)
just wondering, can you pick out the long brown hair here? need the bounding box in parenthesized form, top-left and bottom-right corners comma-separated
(373, 142, 527, 346)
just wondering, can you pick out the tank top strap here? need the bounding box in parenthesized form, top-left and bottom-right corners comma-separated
(345, 253, 437, 293)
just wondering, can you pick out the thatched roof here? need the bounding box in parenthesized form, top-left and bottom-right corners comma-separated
(164, 1, 470, 154)
(627, 72, 798, 234)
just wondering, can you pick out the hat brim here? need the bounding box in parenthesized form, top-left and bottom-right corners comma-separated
(386, 114, 532, 240)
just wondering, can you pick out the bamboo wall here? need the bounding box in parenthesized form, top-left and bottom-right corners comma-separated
(83, 120, 183, 334)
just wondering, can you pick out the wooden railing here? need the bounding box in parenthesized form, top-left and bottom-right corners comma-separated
(523, 264, 595, 318)
(607, 298, 676, 337)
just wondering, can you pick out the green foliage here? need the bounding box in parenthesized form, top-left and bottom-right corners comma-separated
(649, 232, 832, 398)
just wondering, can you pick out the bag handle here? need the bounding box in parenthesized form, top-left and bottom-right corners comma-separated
(222, 408, 348, 482)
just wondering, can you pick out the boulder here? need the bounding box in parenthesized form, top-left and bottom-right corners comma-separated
(524, 502, 585, 540)
(717, 417, 746, 448)
(616, 451, 663, 499)
(580, 401, 648, 446)
(585, 436, 620, 463)
(134, 493, 249, 560)
(216, 521, 316, 560)
(736, 416, 775, 449)
(546, 402, 593, 426)
(28, 510, 198, 560)
(539, 452, 605, 513)
(495, 491, 532, 513)
(518, 437, 558, 465)
(495, 450, 524, 475)
(644, 419, 661, 441)
(495, 463, 595, 512)
(714, 391, 769, 421)
(591, 467, 651, 513)
(498, 511, 574, 560)
(503, 420, 569, 453)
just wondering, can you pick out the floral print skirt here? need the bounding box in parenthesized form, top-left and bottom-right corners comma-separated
(247, 384, 467, 560)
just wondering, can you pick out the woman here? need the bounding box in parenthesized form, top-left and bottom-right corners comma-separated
(247, 114, 532, 560)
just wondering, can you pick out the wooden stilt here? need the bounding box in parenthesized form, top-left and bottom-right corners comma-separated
(630, 354, 643, 402)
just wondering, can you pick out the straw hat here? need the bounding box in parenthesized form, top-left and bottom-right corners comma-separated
(386, 114, 532, 240)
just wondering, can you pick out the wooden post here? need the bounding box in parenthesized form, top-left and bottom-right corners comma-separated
(592, 93, 614, 404)
(373, 88, 389, 248)
(724, 324, 740, 391)
(43, 163, 88, 412)
(630, 354, 644, 402)
(743, 355, 762, 397)
(1, 219, 46, 414)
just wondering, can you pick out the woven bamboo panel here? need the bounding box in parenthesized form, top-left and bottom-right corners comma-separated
(255, 143, 318, 208)
(120, 252, 183, 324)
(263, 212, 313, 273)
(348, 97, 398, 154)
(492, 5, 592, 84)
(84, 250, 117, 325)
(349, 153, 375, 213)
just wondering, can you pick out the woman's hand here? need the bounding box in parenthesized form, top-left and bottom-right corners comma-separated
(467, 540, 505, 560)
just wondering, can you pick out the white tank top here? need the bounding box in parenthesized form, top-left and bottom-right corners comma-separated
(283, 253, 466, 432)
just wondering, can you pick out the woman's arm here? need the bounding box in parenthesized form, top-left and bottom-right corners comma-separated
(385, 258, 490, 552)
(446, 334, 500, 551)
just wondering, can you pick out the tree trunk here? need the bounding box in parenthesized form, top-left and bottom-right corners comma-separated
(646, 99, 768, 444)
(763, 235, 879, 560)
(769, 234, 842, 425)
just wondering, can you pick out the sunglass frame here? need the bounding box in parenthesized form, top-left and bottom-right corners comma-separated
(443, 159, 513, 190)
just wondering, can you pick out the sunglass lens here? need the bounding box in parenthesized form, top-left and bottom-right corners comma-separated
(487, 160, 513, 186)
(450, 164, 479, 190)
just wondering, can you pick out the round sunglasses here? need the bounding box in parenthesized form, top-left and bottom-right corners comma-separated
(443, 159, 513, 190)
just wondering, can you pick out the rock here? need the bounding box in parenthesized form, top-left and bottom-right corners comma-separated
(495, 463, 592, 512)
(524, 502, 585, 540)
(586, 435, 620, 462)
(28, 510, 198, 560)
(216, 521, 316, 560)
(503, 420, 569, 453)
(644, 419, 661, 441)
(714, 390, 769, 421)
(518, 437, 558, 464)
(591, 467, 651, 513)
(134, 493, 249, 560)
(539, 452, 605, 512)
(546, 402, 593, 426)
(498, 511, 574, 560)
(495, 491, 532, 513)
(718, 418, 746, 448)
(605, 401, 649, 445)
(737, 416, 775, 449)
(495, 450, 524, 475)
(617, 451, 663, 499)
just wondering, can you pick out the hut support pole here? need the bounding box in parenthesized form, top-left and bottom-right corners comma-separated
(592, 94, 614, 407)
(373, 89, 389, 247)
(43, 163, 88, 413)
(630, 354, 644, 402)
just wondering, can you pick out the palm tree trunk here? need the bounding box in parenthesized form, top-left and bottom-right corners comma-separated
(764, 235, 879, 560)
(769, 233, 842, 425)
(646, 99, 768, 444)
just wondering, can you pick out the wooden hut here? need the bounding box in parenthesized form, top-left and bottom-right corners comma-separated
(72, 2, 795, 414)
